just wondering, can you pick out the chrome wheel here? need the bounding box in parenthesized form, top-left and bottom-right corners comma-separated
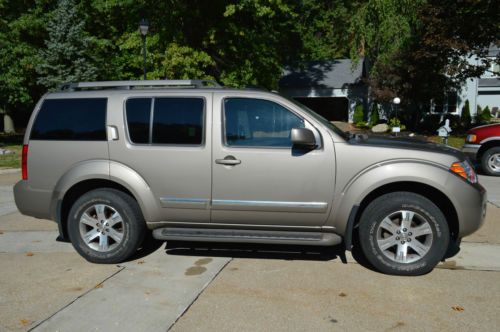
(376, 210, 433, 264)
(79, 204, 124, 252)
(487, 152, 500, 173)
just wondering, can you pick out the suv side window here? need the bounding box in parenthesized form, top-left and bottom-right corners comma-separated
(125, 97, 204, 145)
(224, 98, 304, 147)
(31, 98, 107, 141)
(126, 98, 151, 144)
(153, 98, 204, 145)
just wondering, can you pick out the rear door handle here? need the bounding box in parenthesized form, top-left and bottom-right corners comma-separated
(215, 155, 241, 166)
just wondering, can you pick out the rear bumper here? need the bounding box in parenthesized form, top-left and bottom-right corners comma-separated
(462, 144, 480, 161)
(13, 180, 53, 220)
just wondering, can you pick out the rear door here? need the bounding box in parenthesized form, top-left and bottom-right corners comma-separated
(211, 93, 336, 226)
(108, 92, 212, 223)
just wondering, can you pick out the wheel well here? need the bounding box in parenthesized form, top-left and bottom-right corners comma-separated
(59, 179, 136, 240)
(478, 140, 500, 160)
(352, 182, 459, 243)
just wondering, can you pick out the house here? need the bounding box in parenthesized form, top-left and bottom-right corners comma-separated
(441, 45, 499, 118)
(278, 59, 368, 123)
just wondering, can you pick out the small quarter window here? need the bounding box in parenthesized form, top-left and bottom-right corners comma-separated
(31, 98, 107, 141)
(224, 98, 304, 147)
(126, 98, 151, 144)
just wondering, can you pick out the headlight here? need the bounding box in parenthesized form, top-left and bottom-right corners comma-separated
(450, 160, 477, 183)
(466, 134, 477, 143)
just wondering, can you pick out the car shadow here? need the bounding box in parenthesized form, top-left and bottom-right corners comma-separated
(163, 241, 347, 262)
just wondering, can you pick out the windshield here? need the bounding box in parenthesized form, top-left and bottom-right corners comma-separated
(283, 96, 350, 140)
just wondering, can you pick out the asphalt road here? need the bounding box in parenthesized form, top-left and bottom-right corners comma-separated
(1, 170, 499, 331)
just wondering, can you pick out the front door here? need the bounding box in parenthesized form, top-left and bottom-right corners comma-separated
(211, 94, 336, 227)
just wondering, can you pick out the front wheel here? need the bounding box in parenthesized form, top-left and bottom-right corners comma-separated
(358, 192, 449, 276)
(68, 188, 146, 264)
(481, 147, 500, 176)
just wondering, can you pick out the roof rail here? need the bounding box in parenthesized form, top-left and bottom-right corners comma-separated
(58, 79, 222, 91)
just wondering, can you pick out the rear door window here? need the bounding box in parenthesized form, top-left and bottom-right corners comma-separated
(31, 98, 107, 141)
(152, 98, 204, 145)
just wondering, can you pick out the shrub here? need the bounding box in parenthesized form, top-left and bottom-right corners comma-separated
(353, 103, 364, 125)
(461, 100, 471, 129)
(388, 117, 406, 131)
(479, 106, 492, 124)
(369, 103, 380, 127)
(417, 114, 441, 134)
(443, 114, 461, 133)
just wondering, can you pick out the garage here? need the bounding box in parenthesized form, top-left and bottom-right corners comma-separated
(293, 96, 349, 122)
(279, 59, 368, 123)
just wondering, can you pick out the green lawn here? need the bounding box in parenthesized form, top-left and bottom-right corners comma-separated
(0, 144, 22, 169)
(428, 136, 465, 149)
(0, 135, 23, 169)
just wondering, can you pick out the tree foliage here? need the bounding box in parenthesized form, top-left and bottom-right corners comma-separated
(37, 0, 98, 90)
(0, 0, 498, 128)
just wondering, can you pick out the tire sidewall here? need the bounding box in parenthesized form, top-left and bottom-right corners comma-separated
(481, 147, 500, 176)
(68, 190, 141, 263)
(359, 193, 449, 275)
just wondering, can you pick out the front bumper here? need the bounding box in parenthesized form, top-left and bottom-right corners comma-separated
(462, 144, 480, 162)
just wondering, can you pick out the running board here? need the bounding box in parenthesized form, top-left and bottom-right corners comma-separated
(152, 227, 342, 246)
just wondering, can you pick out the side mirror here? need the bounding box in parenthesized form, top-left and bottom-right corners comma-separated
(291, 128, 316, 148)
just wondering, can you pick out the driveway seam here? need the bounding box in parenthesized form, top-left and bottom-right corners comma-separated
(28, 266, 126, 331)
(167, 257, 233, 332)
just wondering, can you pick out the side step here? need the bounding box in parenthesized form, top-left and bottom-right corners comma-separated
(152, 227, 342, 246)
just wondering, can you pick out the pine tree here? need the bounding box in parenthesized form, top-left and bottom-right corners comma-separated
(353, 103, 364, 125)
(36, 0, 98, 89)
(480, 106, 492, 124)
(460, 100, 471, 129)
(369, 103, 380, 127)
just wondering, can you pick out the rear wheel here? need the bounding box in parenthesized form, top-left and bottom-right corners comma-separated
(358, 192, 449, 275)
(481, 146, 500, 176)
(68, 188, 146, 263)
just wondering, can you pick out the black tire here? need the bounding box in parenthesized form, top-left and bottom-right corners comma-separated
(68, 188, 146, 264)
(481, 147, 500, 176)
(358, 192, 449, 276)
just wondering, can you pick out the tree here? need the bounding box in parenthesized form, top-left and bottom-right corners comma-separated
(461, 100, 471, 130)
(480, 106, 492, 124)
(349, 0, 499, 130)
(353, 103, 364, 125)
(36, 0, 98, 90)
(370, 103, 380, 126)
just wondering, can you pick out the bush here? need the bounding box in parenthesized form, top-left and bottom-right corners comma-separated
(369, 103, 380, 127)
(479, 106, 492, 124)
(353, 103, 364, 125)
(388, 117, 406, 131)
(461, 100, 471, 129)
(417, 114, 441, 134)
(443, 114, 461, 133)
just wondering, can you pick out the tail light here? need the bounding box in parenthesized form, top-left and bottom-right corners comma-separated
(22, 144, 28, 180)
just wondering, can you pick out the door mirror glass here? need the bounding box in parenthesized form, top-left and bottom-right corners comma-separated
(291, 128, 316, 148)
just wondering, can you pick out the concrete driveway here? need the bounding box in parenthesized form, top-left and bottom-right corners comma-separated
(1, 170, 499, 331)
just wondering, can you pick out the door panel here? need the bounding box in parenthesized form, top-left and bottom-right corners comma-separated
(211, 94, 336, 226)
(108, 93, 212, 223)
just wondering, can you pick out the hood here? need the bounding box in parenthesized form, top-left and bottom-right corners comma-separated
(348, 134, 464, 160)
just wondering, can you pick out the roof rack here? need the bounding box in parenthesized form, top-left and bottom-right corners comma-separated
(58, 79, 222, 91)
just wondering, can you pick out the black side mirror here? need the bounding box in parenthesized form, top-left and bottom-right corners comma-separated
(291, 128, 316, 148)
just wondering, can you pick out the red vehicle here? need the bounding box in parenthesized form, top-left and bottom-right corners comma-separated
(462, 123, 500, 176)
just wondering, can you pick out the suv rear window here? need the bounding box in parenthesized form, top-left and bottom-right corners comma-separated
(125, 97, 204, 145)
(31, 98, 107, 141)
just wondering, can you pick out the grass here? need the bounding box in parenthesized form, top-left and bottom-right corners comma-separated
(0, 135, 24, 169)
(427, 135, 465, 149)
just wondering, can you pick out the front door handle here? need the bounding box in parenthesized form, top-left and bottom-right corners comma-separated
(215, 155, 241, 166)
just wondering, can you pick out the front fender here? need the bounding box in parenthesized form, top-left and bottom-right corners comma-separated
(330, 160, 459, 235)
